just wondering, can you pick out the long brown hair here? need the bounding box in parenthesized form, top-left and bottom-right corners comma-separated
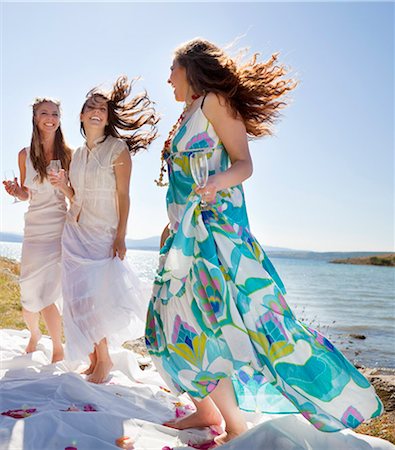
(174, 38, 297, 137)
(80, 76, 159, 155)
(30, 98, 72, 182)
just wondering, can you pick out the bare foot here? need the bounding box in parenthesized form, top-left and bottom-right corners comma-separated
(81, 352, 97, 375)
(51, 346, 64, 363)
(87, 360, 113, 384)
(25, 331, 42, 353)
(163, 408, 223, 430)
(214, 430, 244, 446)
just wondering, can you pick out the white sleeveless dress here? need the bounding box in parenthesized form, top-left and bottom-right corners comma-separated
(20, 148, 67, 313)
(62, 135, 149, 362)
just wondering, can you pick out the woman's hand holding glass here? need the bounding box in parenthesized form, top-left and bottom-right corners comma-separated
(195, 178, 218, 204)
(190, 152, 218, 207)
(47, 160, 62, 194)
(48, 168, 68, 192)
(3, 170, 22, 203)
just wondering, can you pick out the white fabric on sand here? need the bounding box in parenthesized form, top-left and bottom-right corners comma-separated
(0, 329, 393, 450)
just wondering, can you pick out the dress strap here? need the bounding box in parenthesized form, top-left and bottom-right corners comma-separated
(200, 94, 208, 109)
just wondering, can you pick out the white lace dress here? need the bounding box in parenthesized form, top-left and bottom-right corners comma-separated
(62, 135, 148, 361)
(20, 148, 66, 313)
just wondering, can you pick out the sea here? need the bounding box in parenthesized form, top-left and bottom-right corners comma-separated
(1, 241, 394, 368)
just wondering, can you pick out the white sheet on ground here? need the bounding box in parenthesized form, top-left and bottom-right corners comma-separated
(0, 329, 393, 450)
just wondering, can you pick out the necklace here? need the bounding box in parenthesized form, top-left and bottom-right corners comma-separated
(155, 94, 201, 187)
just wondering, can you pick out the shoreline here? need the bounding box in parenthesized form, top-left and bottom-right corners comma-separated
(1, 256, 394, 443)
(1, 255, 392, 369)
(331, 254, 395, 267)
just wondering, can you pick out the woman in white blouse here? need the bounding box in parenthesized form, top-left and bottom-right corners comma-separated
(50, 77, 158, 383)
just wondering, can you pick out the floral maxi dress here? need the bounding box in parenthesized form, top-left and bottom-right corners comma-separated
(145, 104, 383, 432)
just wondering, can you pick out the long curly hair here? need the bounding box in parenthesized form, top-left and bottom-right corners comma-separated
(30, 98, 72, 183)
(174, 38, 297, 137)
(80, 76, 159, 155)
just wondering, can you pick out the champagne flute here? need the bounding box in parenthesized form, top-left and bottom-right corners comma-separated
(47, 160, 62, 193)
(3, 170, 20, 203)
(190, 152, 209, 208)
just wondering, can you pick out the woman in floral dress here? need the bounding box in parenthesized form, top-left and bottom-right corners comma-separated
(145, 38, 382, 445)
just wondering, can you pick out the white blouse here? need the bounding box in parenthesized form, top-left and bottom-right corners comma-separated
(67, 135, 127, 234)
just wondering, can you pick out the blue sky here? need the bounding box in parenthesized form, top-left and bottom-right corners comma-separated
(1, 1, 393, 251)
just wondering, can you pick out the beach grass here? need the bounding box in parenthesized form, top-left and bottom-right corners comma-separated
(0, 256, 394, 444)
(0, 257, 47, 333)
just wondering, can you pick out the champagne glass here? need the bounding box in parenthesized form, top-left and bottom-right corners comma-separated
(47, 160, 62, 193)
(3, 170, 20, 203)
(47, 159, 61, 174)
(190, 152, 209, 208)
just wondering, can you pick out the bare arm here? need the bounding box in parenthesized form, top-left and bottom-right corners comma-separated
(196, 93, 253, 202)
(113, 148, 132, 259)
(16, 149, 30, 201)
(160, 223, 170, 248)
(3, 149, 30, 201)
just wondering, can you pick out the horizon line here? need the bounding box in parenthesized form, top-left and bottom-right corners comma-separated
(0, 232, 393, 255)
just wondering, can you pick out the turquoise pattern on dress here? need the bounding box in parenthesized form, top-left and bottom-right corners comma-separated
(146, 105, 383, 431)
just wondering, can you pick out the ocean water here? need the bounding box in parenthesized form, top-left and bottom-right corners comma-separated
(1, 241, 394, 368)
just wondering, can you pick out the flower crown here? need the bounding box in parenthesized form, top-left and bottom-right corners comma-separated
(31, 97, 61, 107)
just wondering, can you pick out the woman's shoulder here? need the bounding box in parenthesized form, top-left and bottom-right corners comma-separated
(18, 147, 28, 164)
(107, 135, 126, 147)
(18, 147, 28, 157)
(203, 92, 228, 109)
(73, 145, 84, 155)
(106, 136, 128, 155)
(202, 92, 235, 123)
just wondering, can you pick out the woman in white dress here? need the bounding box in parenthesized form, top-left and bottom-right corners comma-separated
(3, 98, 72, 363)
(51, 76, 158, 384)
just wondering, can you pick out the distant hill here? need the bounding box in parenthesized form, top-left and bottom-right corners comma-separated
(125, 236, 160, 250)
(0, 232, 392, 260)
(0, 232, 160, 250)
(0, 232, 23, 243)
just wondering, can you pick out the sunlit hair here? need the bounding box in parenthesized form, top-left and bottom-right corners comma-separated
(80, 76, 159, 155)
(30, 97, 72, 183)
(174, 38, 297, 137)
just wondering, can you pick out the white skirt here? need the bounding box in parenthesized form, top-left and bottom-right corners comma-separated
(62, 221, 150, 362)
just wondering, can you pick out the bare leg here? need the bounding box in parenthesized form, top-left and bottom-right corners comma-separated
(209, 378, 248, 445)
(163, 393, 223, 430)
(41, 304, 64, 363)
(164, 378, 247, 444)
(87, 338, 113, 384)
(81, 349, 97, 375)
(22, 307, 41, 353)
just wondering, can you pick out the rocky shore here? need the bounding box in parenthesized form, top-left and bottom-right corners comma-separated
(331, 254, 395, 267)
